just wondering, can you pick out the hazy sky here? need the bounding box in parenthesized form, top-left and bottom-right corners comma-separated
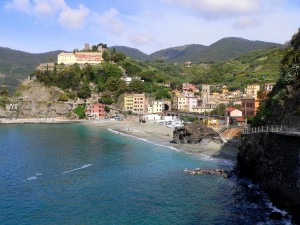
(1, 0, 299, 54)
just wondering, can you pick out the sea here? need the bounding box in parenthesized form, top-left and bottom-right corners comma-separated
(0, 124, 293, 225)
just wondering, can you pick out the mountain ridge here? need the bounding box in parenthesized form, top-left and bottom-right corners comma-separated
(113, 37, 282, 63)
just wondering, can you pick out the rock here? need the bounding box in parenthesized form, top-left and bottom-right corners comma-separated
(269, 212, 283, 221)
(173, 122, 219, 144)
(184, 168, 232, 178)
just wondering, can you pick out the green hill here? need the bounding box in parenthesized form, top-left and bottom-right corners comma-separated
(111, 46, 149, 61)
(0, 47, 61, 91)
(113, 37, 282, 63)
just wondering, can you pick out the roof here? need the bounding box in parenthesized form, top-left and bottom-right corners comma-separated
(226, 107, 238, 112)
(234, 117, 245, 122)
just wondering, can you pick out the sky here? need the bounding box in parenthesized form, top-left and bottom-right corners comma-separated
(0, 0, 300, 54)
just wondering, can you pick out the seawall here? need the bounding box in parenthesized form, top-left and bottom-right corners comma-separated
(237, 132, 300, 222)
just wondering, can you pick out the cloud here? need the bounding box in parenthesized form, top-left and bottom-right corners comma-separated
(98, 8, 126, 35)
(161, 0, 262, 18)
(58, 4, 90, 29)
(4, 0, 31, 12)
(4, 0, 90, 29)
(233, 17, 261, 29)
(127, 33, 155, 45)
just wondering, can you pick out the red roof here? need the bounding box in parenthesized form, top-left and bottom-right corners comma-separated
(235, 117, 245, 122)
(226, 107, 237, 112)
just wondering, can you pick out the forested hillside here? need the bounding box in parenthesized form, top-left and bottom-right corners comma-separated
(113, 37, 282, 63)
(0, 47, 62, 91)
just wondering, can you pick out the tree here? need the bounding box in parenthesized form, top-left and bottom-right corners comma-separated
(99, 96, 113, 105)
(105, 106, 110, 113)
(127, 79, 144, 93)
(77, 83, 91, 99)
(291, 28, 300, 50)
(0, 87, 9, 96)
(106, 77, 126, 95)
(122, 61, 142, 76)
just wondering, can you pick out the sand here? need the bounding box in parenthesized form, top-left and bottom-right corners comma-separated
(84, 118, 240, 164)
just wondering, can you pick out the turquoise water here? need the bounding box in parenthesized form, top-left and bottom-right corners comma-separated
(0, 124, 290, 224)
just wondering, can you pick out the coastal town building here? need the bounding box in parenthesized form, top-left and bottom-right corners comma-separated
(201, 84, 210, 105)
(147, 100, 165, 114)
(241, 96, 261, 116)
(120, 76, 143, 85)
(124, 93, 146, 114)
(184, 92, 199, 112)
(264, 82, 275, 92)
(182, 83, 199, 93)
(225, 107, 243, 126)
(172, 92, 187, 112)
(244, 84, 260, 98)
(85, 103, 106, 118)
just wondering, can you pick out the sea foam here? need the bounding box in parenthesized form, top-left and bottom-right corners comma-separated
(55, 164, 93, 177)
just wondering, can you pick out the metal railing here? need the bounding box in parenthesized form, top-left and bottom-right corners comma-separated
(243, 125, 300, 134)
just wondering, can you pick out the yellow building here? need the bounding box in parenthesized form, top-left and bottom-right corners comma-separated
(58, 52, 103, 65)
(172, 93, 188, 112)
(124, 93, 145, 114)
(245, 84, 260, 97)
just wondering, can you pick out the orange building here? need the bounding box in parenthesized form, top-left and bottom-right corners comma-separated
(241, 96, 261, 116)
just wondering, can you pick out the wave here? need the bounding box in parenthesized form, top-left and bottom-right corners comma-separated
(107, 128, 235, 167)
(26, 176, 38, 181)
(107, 128, 180, 152)
(55, 164, 93, 177)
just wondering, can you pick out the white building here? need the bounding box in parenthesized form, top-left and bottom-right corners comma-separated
(58, 52, 103, 65)
(147, 101, 165, 114)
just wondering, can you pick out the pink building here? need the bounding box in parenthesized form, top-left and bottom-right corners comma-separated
(86, 103, 107, 118)
(182, 83, 199, 93)
(225, 107, 243, 126)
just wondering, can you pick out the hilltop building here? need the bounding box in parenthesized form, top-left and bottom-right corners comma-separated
(57, 43, 104, 65)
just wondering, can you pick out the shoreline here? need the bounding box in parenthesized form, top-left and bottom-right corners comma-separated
(0, 118, 240, 163)
(0, 118, 82, 124)
(85, 119, 240, 164)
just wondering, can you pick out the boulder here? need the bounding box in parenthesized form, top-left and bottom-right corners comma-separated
(173, 122, 219, 144)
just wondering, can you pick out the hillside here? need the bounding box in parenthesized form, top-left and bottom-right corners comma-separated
(113, 37, 282, 63)
(111, 46, 149, 61)
(0, 47, 62, 91)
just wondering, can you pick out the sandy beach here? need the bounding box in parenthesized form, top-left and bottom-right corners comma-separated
(84, 118, 240, 164)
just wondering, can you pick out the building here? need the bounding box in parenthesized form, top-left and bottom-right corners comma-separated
(225, 107, 243, 126)
(58, 52, 103, 65)
(172, 93, 187, 111)
(147, 101, 165, 114)
(124, 93, 145, 114)
(85, 103, 106, 118)
(182, 83, 199, 93)
(120, 76, 143, 85)
(184, 92, 199, 112)
(245, 84, 260, 97)
(264, 83, 275, 92)
(241, 96, 261, 117)
(201, 84, 210, 105)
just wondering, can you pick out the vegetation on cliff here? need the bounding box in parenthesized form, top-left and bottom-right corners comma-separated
(254, 29, 300, 126)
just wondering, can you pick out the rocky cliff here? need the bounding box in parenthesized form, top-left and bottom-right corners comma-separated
(238, 30, 300, 223)
(238, 132, 300, 222)
(5, 80, 77, 119)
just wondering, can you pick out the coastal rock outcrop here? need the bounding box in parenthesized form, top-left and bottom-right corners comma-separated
(184, 168, 232, 178)
(237, 132, 300, 222)
(173, 122, 219, 144)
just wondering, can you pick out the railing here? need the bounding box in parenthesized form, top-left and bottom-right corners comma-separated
(243, 125, 300, 134)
